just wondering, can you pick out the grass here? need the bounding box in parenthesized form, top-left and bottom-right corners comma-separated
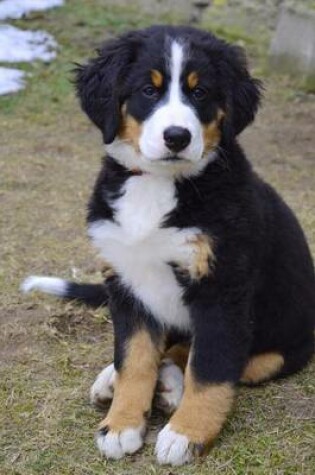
(0, 1, 314, 474)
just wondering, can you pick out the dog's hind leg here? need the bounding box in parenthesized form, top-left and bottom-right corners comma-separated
(240, 352, 284, 385)
(90, 363, 116, 406)
(240, 337, 314, 385)
(90, 344, 190, 413)
(164, 343, 190, 371)
(155, 344, 190, 414)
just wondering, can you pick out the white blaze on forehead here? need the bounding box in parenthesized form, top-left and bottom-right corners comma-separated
(138, 39, 204, 166)
(169, 41, 184, 105)
(164, 40, 188, 125)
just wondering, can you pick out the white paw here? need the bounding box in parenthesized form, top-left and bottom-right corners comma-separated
(96, 425, 144, 459)
(90, 363, 116, 405)
(155, 424, 193, 465)
(156, 360, 184, 413)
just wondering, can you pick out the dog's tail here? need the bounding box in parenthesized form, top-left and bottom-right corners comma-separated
(21, 276, 108, 308)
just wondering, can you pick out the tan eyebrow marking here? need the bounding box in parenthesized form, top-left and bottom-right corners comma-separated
(187, 71, 199, 89)
(151, 69, 163, 88)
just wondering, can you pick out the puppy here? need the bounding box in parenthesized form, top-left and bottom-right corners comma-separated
(22, 26, 315, 465)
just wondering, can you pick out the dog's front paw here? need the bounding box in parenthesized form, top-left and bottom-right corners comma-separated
(96, 425, 145, 459)
(186, 233, 214, 280)
(156, 360, 184, 414)
(155, 424, 195, 465)
(174, 230, 214, 281)
(90, 363, 116, 406)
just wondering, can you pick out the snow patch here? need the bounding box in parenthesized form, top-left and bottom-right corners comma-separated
(0, 0, 64, 20)
(0, 25, 58, 62)
(0, 1, 63, 95)
(0, 67, 26, 95)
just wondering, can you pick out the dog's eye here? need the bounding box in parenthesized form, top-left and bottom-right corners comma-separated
(142, 85, 158, 98)
(192, 86, 208, 101)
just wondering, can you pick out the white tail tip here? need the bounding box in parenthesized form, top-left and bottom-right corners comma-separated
(20, 276, 67, 296)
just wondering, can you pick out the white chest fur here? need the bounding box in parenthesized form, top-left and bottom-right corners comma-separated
(88, 174, 191, 331)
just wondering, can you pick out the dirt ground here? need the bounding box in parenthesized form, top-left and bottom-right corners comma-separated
(0, 1, 314, 474)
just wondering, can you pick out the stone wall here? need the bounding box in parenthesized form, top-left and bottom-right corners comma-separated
(269, 6, 315, 90)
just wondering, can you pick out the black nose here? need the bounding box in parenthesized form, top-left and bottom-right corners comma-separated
(163, 126, 191, 153)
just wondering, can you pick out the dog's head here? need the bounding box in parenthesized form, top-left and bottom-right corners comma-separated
(76, 26, 261, 176)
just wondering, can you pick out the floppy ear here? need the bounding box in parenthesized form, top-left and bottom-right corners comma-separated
(221, 45, 262, 136)
(75, 32, 143, 144)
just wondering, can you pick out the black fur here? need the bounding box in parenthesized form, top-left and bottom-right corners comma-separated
(106, 276, 163, 371)
(75, 31, 145, 144)
(75, 26, 261, 144)
(87, 156, 134, 223)
(59, 26, 315, 385)
(65, 281, 108, 308)
(167, 142, 315, 381)
(87, 147, 314, 382)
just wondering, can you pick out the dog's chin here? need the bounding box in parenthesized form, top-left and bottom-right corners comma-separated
(143, 149, 218, 177)
(141, 153, 204, 177)
(106, 140, 216, 178)
(160, 154, 189, 163)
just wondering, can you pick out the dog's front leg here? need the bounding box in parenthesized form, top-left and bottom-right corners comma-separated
(155, 297, 250, 465)
(96, 280, 163, 459)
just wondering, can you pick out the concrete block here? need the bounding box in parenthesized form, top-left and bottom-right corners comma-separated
(269, 5, 315, 90)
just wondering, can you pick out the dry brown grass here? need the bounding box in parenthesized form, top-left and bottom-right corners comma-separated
(0, 2, 314, 474)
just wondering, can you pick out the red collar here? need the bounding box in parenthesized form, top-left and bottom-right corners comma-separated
(130, 168, 146, 176)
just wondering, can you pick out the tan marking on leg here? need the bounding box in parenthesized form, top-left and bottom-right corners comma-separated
(203, 109, 225, 152)
(99, 330, 162, 432)
(187, 71, 199, 89)
(164, 343, 190, 371)
(188, 234, 215, 280)
(240, 352, 284, 384)
(169, 366, 234, 446)
(151, 69, 163, 88)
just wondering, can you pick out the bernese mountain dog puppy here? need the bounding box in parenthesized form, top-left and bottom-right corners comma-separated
(22, 26, 314, 465)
